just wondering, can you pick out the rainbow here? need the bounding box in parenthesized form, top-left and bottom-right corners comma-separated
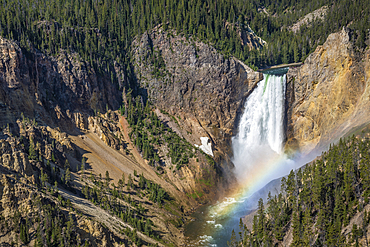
(210, 73, 294, 219)
(184, 149, 309, 246)
(186, 73, 312, 246)
(209, 151, 298, 221)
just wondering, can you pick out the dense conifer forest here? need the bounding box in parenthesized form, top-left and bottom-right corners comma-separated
(229, 135, 370, 246)
(0, 0, 369, 77)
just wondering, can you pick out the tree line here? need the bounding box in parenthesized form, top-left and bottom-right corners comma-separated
(0, 0, 368, 80)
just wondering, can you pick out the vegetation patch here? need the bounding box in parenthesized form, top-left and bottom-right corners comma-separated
(230, 135, 370, 246)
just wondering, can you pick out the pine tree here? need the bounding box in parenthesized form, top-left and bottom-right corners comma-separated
(20, 221, 29, 244)
(257, 198, 265, 240)
(302, 205, 312, 245)
(127, 174, 133, 190)
(228, 229, 237, 247)
(292, 199, 302, 246)
(28, 137, 37, 160)
(65, 168, 71, 186)
(105, 170, 110, 188)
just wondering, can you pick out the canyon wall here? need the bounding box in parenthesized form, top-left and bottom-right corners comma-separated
(132, 27, 262, 167)
(286, 27, 370, 154)
(0, 36, 124, 131)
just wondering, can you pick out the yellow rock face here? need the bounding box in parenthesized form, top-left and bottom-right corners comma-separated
(286, 27, 370, 154)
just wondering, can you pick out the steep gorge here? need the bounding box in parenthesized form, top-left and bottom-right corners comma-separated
(184, 26, 370, 246)
(0, 27, 264, 245)
(234, 27, 370, 246)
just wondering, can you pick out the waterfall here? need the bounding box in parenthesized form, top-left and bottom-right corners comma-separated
(232, 74, 286, 181)
(185, 73, 293, 247)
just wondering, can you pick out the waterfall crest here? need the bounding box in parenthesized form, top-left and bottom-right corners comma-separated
(232, 74, 286, 181)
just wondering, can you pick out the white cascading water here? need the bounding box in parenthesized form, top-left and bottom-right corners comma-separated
(186, 73, 291, 247)
(232, 73, 286, 181)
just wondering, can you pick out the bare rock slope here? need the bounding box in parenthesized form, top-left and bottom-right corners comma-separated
(286, 27, 370, 153)
(132, 27, 262, 167)
(288, 6, 328, 33)
(0, 36, 123, 131)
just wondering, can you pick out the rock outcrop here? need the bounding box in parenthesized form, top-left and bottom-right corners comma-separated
(287, 6, 328, 33)
(225, 22, 266, 50)
(88, 112, 126, 152)
(132, 27, 262, 168)
(286, 27, 370, 153)
(0, 36, 124, 132)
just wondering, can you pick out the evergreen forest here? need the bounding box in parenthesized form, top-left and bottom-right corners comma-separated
(229, 135, 370, 246)
(0, 0, 369, 84)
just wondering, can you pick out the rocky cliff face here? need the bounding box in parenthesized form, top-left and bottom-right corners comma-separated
(286, 27, 370, 153)
(0, 118, 128, 246)
(0, 31, 264, 245)
(0, 36, 124, 131)
(132, 27, 262, 168)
